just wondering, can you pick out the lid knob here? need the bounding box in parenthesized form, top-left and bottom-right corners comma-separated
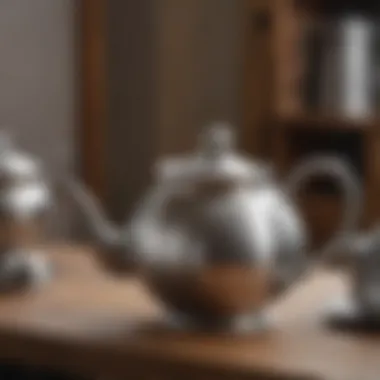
(198, 122, 235, 157)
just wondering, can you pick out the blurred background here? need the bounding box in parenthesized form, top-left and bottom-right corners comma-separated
(0, 0, 379, 379)
(0, 0, 378, 252)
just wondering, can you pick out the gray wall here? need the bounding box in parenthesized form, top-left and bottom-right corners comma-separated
(0, 0, 78, 236)
(106, 0, 243, 222)
(156, 0, 243, 155)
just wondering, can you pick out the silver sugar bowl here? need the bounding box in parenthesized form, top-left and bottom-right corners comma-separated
(0, 132, 53, 291)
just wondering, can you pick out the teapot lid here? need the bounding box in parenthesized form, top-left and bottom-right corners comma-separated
(0, 131, 42, 183)
(156, 122, 270, 185)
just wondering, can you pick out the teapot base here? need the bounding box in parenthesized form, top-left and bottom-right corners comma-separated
(0, 249, 53, 293)
(161, 311, 270, 335)
(325, 296, 380, 332)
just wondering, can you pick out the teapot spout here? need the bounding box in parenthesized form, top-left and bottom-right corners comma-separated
(67, 180, 121, 248)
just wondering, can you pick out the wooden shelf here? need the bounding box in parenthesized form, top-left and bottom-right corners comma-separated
(245, 0, 380, 237)
(277, 112, 380, 132)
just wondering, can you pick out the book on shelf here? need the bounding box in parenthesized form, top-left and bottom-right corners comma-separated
(301, 11, 379, 120)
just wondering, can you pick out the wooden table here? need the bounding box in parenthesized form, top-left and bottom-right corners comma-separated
(0, 245, 379, 380)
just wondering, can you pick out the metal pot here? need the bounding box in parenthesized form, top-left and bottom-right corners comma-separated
(0, 132, 53, 291)
(70, 122, 362, 332)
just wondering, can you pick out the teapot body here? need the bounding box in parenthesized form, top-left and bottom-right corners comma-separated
(129, 124, 361, 331)
(138, 182, 308, 327)
(71, 122, 361, 331)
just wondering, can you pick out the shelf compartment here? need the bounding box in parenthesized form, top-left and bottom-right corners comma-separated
(274, 0, 380, 119)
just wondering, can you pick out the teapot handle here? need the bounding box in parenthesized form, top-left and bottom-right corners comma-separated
(286, 155, 362, 261)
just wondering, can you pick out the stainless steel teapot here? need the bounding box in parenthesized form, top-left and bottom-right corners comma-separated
(70, 123, 362, 332)
(0, 132, 53, 291)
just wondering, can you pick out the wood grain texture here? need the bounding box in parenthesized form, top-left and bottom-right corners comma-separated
(242, 0, 274, 158)
(272, 0, 302, 117)
(80, 0, 107, 200)
(0, 245, 377, 380)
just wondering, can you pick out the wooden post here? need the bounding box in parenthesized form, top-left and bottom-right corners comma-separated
(80, 0, 107, 200)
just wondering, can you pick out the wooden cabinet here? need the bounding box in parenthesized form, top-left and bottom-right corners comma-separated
(244, 0, 380, 245)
